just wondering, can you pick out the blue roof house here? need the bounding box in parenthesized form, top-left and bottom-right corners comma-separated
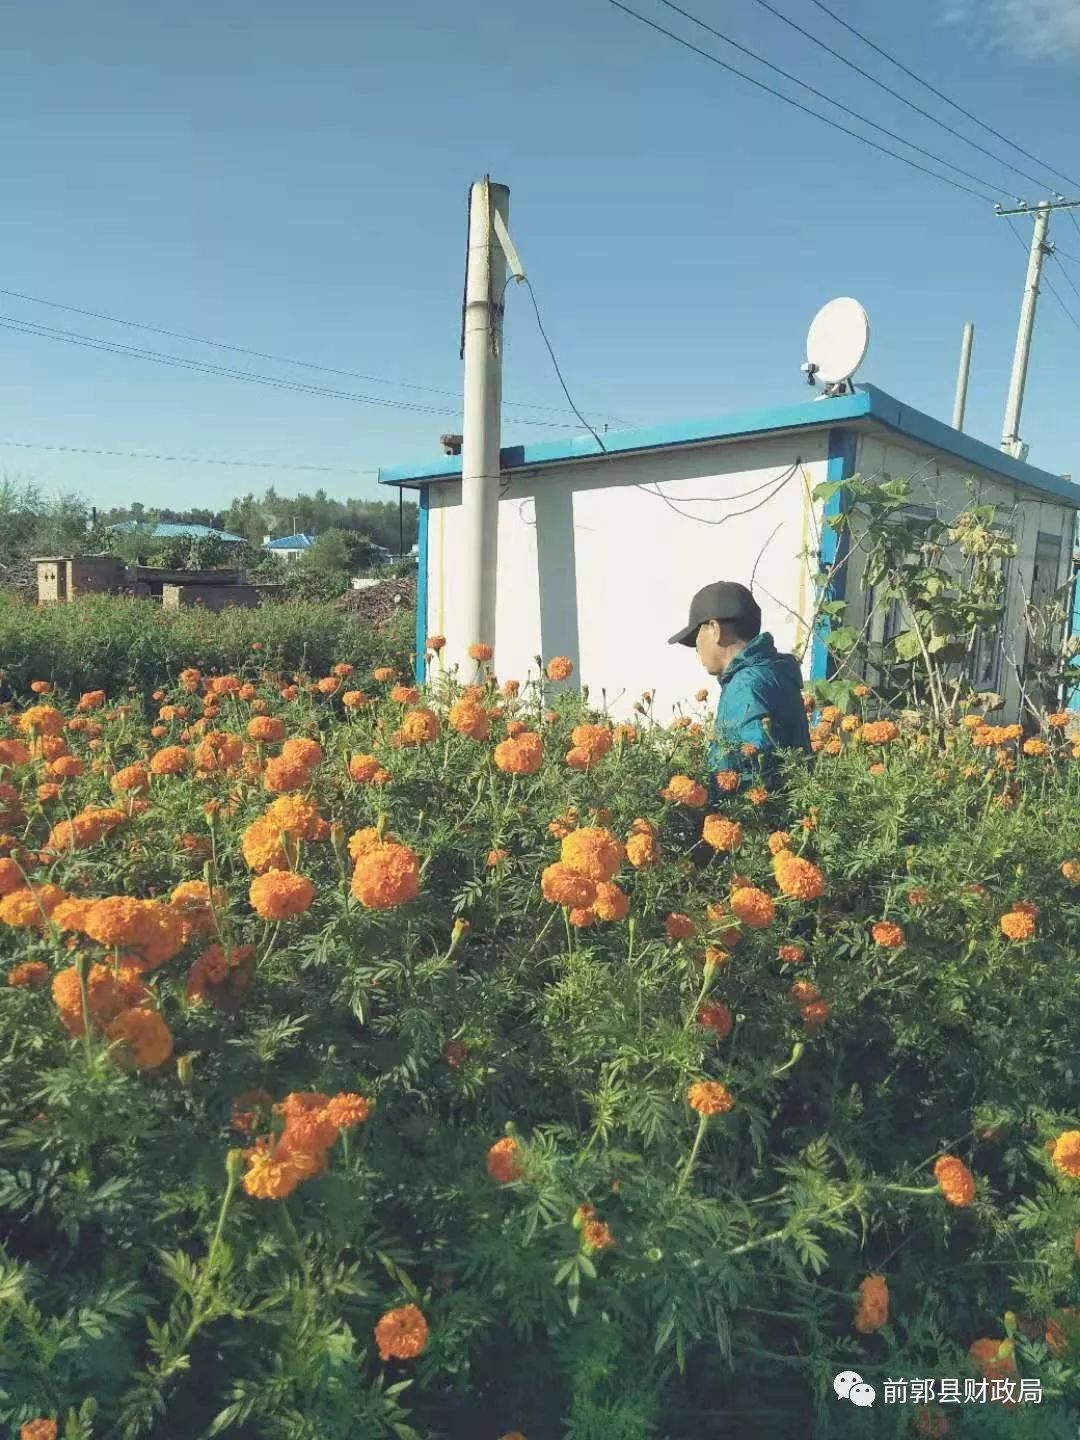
(263, 533, 315, 561)
(379, 383, 1079, 722)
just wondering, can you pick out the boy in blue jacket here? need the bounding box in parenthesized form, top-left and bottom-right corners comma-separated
(668, 581, 812, 809)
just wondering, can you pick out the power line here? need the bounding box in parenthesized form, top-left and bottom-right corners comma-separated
(602, 0, 996, 203)
(743, 0, 1053, 193)
(803, 0, 1080, 193)
(0, 312, 582, 428)
(0, 284, 623, 426)
(654, 0, 1005, 197)
(0, 437, 380, 473)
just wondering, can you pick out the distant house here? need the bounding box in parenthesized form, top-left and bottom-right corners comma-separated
(263, 533, 315, 562)
(107, 521, 247, 544)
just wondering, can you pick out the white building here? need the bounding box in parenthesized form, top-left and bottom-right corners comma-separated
(262, 533, 314, 562)
(378, 385, 1080, 720)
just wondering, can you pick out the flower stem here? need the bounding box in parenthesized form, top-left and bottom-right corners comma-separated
(676, 1113, 710, 1195)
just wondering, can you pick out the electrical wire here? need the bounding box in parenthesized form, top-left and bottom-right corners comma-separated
(519, 268, 808, 524)
(602, 0, 997, 203)
(0, 437, 379, 473)
(654, 0, 1006, 196)
(0, 312, 582, 427)
(743, 0, 1054, 194)
(0, 283, 623, 426)
(803, 0, 1080, 193)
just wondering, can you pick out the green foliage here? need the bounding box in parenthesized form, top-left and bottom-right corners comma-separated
(0, 593, 414, 699)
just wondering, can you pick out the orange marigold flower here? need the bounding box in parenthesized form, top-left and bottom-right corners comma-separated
(1045, 1309, 1080, 1358)
(592, 880, 629, 923)
(187, 943, 255, 1005)
(967, 1337, 1015, 1383)
(8, 960, 50, 988)
(0, 885, 64, 928)
(351, 842, 421, 909)
(0, 737, 33, 768)
(730, 886, 775, 928)
(18, 704, 65, 736)
(871, 921, 904, 948)
(546, 656, 574, 681)
(277, 737, 321, 769)
(426, 634, 446, 652)
(854, 1274, 889, 1334)
(1051, 1130, 1080, 1178)
(1061, 859, 1080, 884)
(582, 1218, 615, 1252)
(560, 826, 624, 882)
(193, 730, 244, 772)
(242, 1140, 313, 1200)
(324, 1092, 372, 1128)
(348, 752, 382, 784)
(570, 723, 613, 761)
(662, 774, 707, 808)
(772, 850, 825, 900)
(714, 770, 740, 794)
(0, 856, 24, 896)
(448, 699, 491, 741)
(19, 1420, 58, 1440)
(999, 909, 1035, 941)
(487, 848, 509, 868)
(468, 643, 494, 663)
(702, 814, 743, 852)
(626, 832, 659, 868)
(487, 1136, 522, 1183)
(790, 979, 819, 1004)
(777, 944, 806, 964)
(29, 681, 52, 694)
(801, 998, 831, 1030)
(50, 897, 93, 933)
(698, 1000, 733, 1038)
(665, 912, 695, 941)
(907, 887, 932, 906)
(110, 763, 150, 795)
(342, 689, 371, 710)
(52, 962, 118, 1034)
(247, 715, 287, 744)
(390, 683, 420, 705)
(395, 707, 440, 747)
(347, 825, 398, 861)
(860, 720, 900, 744)
(315, 676, 341, 696)
(767, 831, 793, 856)
(493, 733, 542, 774)
(45, 755, 85, 779)
(263, 755, 313, 794)
(541, 862, 598, 909)
(933, 1154, 976, 1207)
(1023, 737, 1049, 756)
(249, 871, 315, 921)
(106, 1007, 173, 1070)
(374, 1303, 429, 1362)
(687, 1081, 734, 1116)
(241, 817, 296, 873)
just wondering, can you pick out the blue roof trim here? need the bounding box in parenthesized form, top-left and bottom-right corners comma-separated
(264, 533, 314, 550)
(377, 384, 1079, 507)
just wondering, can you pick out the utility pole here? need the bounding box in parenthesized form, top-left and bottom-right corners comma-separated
(453, 176, 524, 677)
(996, 197, 1080, 460)
(952, 321, 974, 432)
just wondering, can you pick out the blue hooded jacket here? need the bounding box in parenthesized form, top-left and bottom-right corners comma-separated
(706, 632, 812, 803)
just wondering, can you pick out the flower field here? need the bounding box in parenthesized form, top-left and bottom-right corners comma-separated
(3, 639, 1080, 1439)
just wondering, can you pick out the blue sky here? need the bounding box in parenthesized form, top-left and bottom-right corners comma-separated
(1, 0, 1078, 512)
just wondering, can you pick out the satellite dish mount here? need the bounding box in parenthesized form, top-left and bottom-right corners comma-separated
(803, 297, 870, 397)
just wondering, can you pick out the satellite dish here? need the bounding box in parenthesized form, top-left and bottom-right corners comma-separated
(805, 298, 870, 388)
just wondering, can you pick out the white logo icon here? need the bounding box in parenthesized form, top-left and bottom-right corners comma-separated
(834, 1371, 877, 1406)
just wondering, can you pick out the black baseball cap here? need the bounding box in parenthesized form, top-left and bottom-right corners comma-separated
(668, 581, 761, 647)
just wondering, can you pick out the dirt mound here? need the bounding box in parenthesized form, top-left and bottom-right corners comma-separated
(334, 575, 416, 626)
